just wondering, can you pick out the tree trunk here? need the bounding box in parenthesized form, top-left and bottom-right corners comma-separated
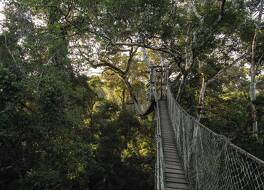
(122, 88, 126, 109)
(122, 78, 139, 105)
(198, 73, 206, 122)
(250, 31, 258, 137)
(176, 74, 186, 101)
(249, 0, 263, 137)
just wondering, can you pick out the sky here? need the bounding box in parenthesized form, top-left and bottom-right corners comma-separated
(0, 1, 102, 76)
(0, 2, 5, 17)
(0, 2, 5, 31)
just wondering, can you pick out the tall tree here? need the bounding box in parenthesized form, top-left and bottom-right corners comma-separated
(250, 0, 263, 137)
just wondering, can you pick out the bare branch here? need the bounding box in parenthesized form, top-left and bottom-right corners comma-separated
(206, 52, 248, 86)
(4, 33, 17, 64)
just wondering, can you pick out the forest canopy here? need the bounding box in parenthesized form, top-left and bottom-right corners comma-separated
(0, 0, 264, 190)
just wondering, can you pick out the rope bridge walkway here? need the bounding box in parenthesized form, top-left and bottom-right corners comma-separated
(137, 64, 264, 190)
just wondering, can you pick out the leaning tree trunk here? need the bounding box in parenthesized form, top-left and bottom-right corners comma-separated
(198, 73, 207, 122)
(249, 0, 263, 138)
(176, 74, 186, 101)
(121, 88, 126, 109)
(250, 31, 258, 137)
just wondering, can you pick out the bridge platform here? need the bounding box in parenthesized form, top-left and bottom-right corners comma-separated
(159, 101, 190, 190)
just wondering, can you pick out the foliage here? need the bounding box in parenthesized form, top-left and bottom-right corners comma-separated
(0, 0, 264, 189)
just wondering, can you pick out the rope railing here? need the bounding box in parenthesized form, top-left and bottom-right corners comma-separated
(166, 87, 264, 190)
(154, 87, 165, 190)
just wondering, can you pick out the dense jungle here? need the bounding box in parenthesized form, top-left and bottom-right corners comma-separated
(0, 0, 264, 189)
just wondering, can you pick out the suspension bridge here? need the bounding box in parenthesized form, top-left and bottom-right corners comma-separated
(135, 63, 264, 190)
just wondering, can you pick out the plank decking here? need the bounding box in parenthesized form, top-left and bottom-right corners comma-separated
(159, 101, 190, 190)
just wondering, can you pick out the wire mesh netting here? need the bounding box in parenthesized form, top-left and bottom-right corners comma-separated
(166, 87, 264, 190)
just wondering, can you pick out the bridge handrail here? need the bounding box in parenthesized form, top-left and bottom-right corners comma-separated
(167, 87, 264, 165)
(166, 86, 264, 190)
(154, 88, 165, 190)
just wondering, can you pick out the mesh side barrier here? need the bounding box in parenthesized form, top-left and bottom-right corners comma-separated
(167, 87, 264, 190)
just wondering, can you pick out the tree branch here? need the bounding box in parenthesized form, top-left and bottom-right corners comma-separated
(206, 52, 248, 86)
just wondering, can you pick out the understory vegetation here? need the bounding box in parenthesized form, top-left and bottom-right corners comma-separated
(0, 0, 263, 189)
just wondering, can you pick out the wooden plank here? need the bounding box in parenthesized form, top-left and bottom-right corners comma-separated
(164, 152, 178, 156)
(165, 152, 180, 156)
(163, 140, 175, 143)
(163, 144, 176, 147)
(165, 164, 183, 170)
(165, 161, 181, 165)
(165, 169, 185, 175)
(163, 142, 174, 145)
(164, 157, 180, 161)
(165, 163, 183, 167)
(164, 146, 177, 149)
(165, 161, 182, 166)
(164, 147, 178, 151)
(164, 154, 178, 158)
(164, 152, 178, 155)
(165, 161, 182, 165)
(164, 148, 178, 153)
(165, 163, 182, 167)
(164, 150, 177, 153)
(163, 142, 175, 145)
(166, 182, 189, 189)
(165, 177, 188, 184)
(164, 147, 177, 150)
(164, 148, 177, 151)
(164, 153, 179, 156)
(165, 172, 186, 179)
(162, 139, 174, 142)
(163, 140, 174, 142)
(164, 153, 178, 156)
(164, 156, 180, 160)
(164, 151, 178, 155)
(163, 143, 175, 145)
(164, 154, 179, 158)
(164, 155, 179, 159)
